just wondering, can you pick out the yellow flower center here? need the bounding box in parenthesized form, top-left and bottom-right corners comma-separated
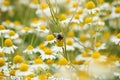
(9, 30, 15, 36)
(40, 25, 46, 30)
(80, 34, 88, 42)
(59, 14, 66, 21)
(72, 2, 78, 8)
(0, 59, 5, 67)
(81, 53, 88, 57)
(0, 72, 4, 76)
(5, 20, 11, 25)
(4, 39, 13, 47)
(65, 0, 71, 3)
(74, 14, 80, 19)
(34, 58, 43, 64)
(59, 58, 68, 65)
(27, 45, 34, 50)
(39, 74, 47, 80)
(84, 17, 92, 23)
(9, 70, 15, 76)
(46, 59, 53, 64)
(32, 0, 39, 4)
(117, 33, 120, 38)
(14, 21, 20, 26)
(0, 25, 5, 30)
(13, 55, 24, 64)
(19, 63, 28, 71)
(46, 34, 54, 41)
(91, 52, 101, 59)
(23, 27, 30, 31)
(46, 72, 51, 77)
(77, 9, 83, 14)
(32, 18, 39, 24)
(115, 6, 120, 13)
(95, 42, 101, 47)
(3, 0, 10, 6)
(85, 1, 95, 9)
(0, 52, 4, 57)
(40, 3, 47, 9)
(56, 40, 64, 47)
(66, 39, 73, 45)
(44, 48, 52, 55)
(67, 31, 74, 37)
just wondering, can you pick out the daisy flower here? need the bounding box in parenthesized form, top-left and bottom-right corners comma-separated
(23, 45, 36, 54)
(40, 47, 56, 60)
(66, 38, 75, 51)
(110, 33, 120, 45)
(16, 63, 33, 77)
(0, 25, 9, 36)
(2, 20, 14, 28)
(4, 30, 19, 40)
(3, 39, 17, 54)
(36, 25, 49, 34)
(45, 34, 56, 45)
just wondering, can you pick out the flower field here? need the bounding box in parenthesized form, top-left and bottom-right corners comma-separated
(0, 0, 120, 80)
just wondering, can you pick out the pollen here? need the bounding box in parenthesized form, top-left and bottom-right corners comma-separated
(40, 3, 47, 9)
(91, 52, 101, 59)
(4, 39, 13, 47)
(27, 45, 34, 50)
(0, 59, 5, 67)
(66, 39, 73, 45)
(0, 25, 5, 30)
(59, 58, 68, 65)
(85, 1, 95, 9)
(9, 30, 15, 36)
(40, 25, 46, 30)
(46, 34, 54, 41)
(44, 48, 52, 55)
(13, 55, 24, 64)
(19, 63, 28, 71)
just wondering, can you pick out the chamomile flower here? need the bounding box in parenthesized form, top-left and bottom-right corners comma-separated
(66, 38, 75, 51)
(95, 42, 106, 51)
(36, 25, 49, 34)
(45, 34, 56, 45)
(40, 47, 56, 60)
(2, 20, 14, 28)
(23, 45, 36, 54)
(4, 30, 19, 40)
(0, 25, 9, 36)
(20, 26, 34, 34)
(110, 34, 120, 45)
(16, 63, 33, 77)
(3, 39, 17, 54)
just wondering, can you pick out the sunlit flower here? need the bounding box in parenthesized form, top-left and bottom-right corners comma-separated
(3, 39, 17, 54)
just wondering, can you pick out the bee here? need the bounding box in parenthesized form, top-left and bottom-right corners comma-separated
(56, 33, 63, 40)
